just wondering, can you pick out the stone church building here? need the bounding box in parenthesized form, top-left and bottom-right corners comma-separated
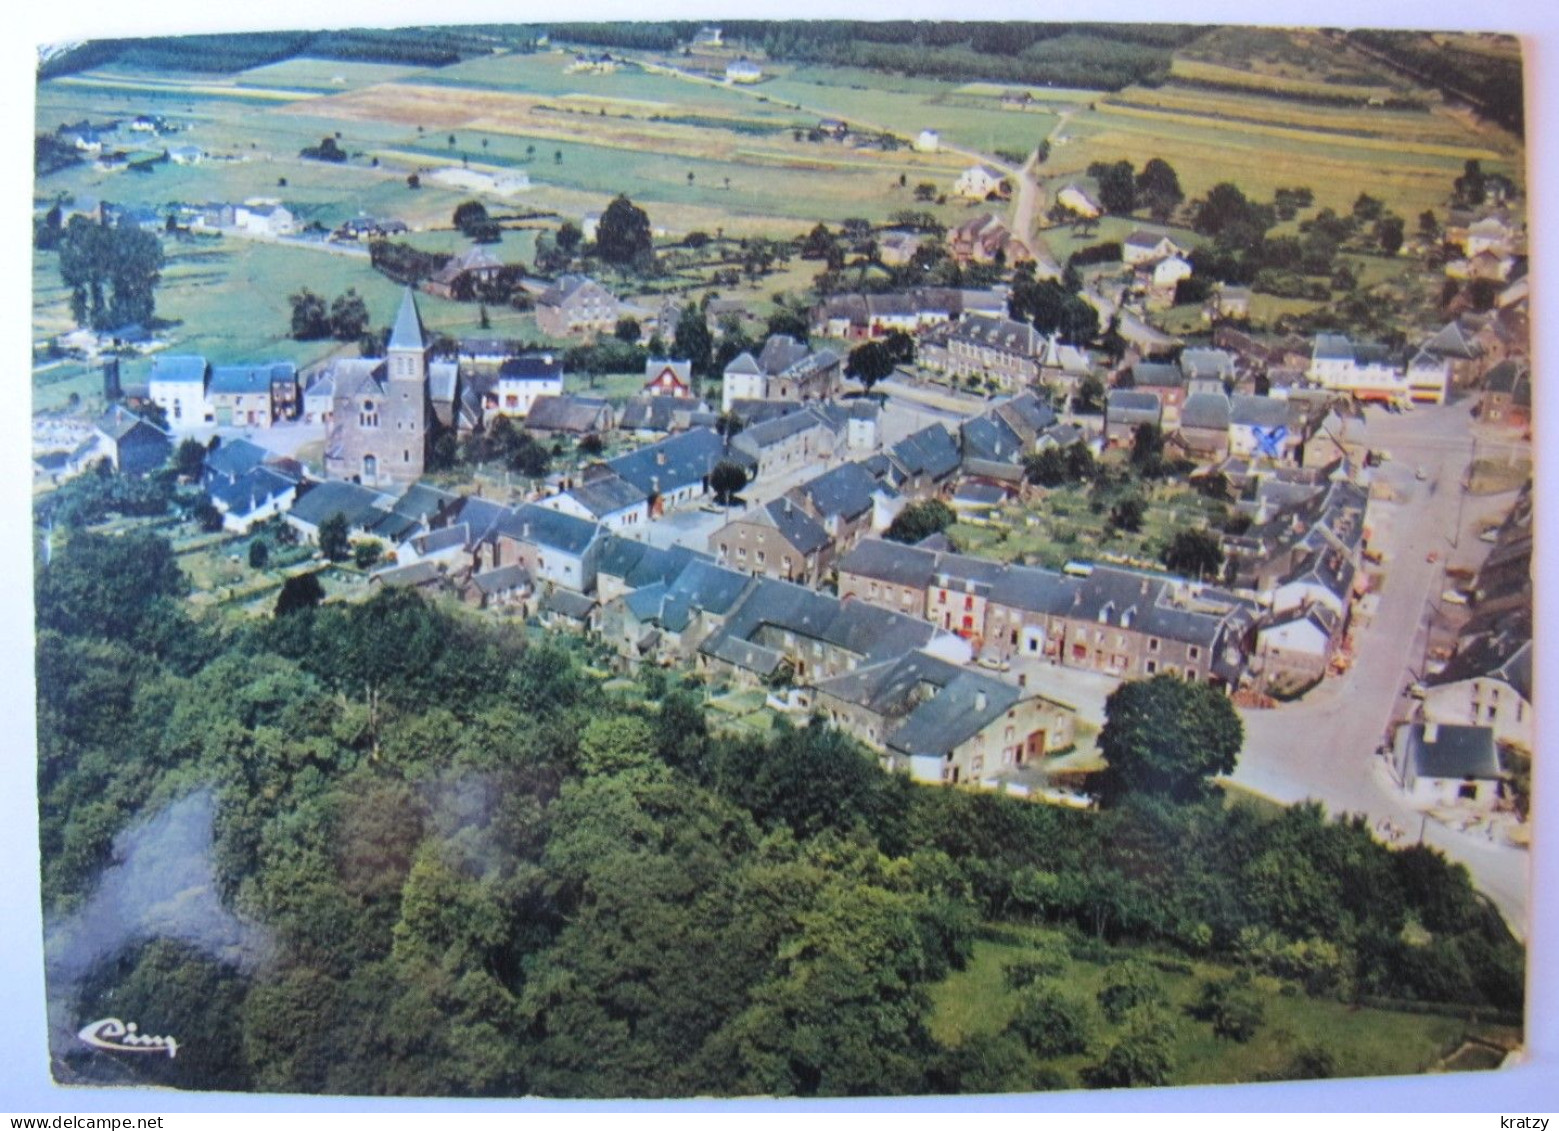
(324, 289, 432, 488)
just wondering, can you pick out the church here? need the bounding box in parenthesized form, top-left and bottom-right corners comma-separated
(324, 288, 432, 488)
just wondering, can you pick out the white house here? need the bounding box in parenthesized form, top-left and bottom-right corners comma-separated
(954, 164, 1004, 201)
(1056, 184, 1101, 219)
(541, 474, 650, 534)
(915, 129, 941, 154)
(726, 58, 762, 83)
(1255, 606, 1336, 690)
(1122, 229, 1188, 267)
(1393, 722, 1503, 809)
(1150, 255, 1193, 289)
(1422, 632, 1532, 752)
(494, 354, 565, 417)
(721, 352, 767, 412)
(234, 203, 296, 237)
(147, 354, 212, 430)
(1307, 334, 1409, 404)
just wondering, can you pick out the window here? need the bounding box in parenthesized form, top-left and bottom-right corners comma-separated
(757, 551, 766, 565)
(938, 590, 947, 605)
(1148, 638, 1160, 652)
(964, 596, 975, 611)
(1146, 660, 1158, 674)
(1188, 645, 1201, 661)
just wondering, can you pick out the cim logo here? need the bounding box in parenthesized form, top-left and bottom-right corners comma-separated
(78, 1018, 179, 1059)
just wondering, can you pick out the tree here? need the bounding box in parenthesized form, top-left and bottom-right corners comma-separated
(406, 173, 421, 189)
(249, 540, 270, 569)
(1162, 529, 1225, 579)
(1084, 1005, 1178, 1088)
(1135, 158, 1183, 222)
(174, 438, 207, 480)
(1130, 422, 1164, 469)
(1376, 215, 1405, 257)
(1023, 447, 1069, 487)
(1089, 160, 1137, 215)
(1454, 159, 1487, 207)
(596, 194, 653, 267)
(453, 200, 489, 237)
(57, 216, 164, 331)
(35, 529, 189, 641)
(710, 460, 748, 505)
(614, 317, 641, 343)
(672, 302, 712, 376)
(329, 289, 370, 341)
(913, 182, 937, 203)
(885, 499, 955, 545)
(845, 340, 895, 393)
(1417, 210, 1440, 242)
(557, 221, 583, 254)
(882, 329, 915, 365)
(353, 541, 383, 570)
(1097, 960, 1167, 1022)
(318, 513, 351, 562)
(289, 289, 331, 340)
(1107, 496, 1145, 533)
(275, 572, 325, 616)
(1096, 674, 1244, 805)
(1193, 974, 1265, 1042)
(1007, 985, 1093, 1056)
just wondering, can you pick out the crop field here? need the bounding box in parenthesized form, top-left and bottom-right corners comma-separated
(232, 57, 433, 93)
(930, 931, 1483, 1088)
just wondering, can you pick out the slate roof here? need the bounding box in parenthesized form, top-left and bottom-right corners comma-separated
(1180, 392, 1231, 431)
(500, 354, 565, 381)
(148, 355, 208, 385)
(737, 407, 829, 450)
(724, 351, 763, 377)
(387, 288, 425, 352)
(410, 523, 470, 556)
(428, 361, 459, 409)
(1230, 395, 1291, 429)
(887, 670, 1025, 759)
(758, 334, 812, 375)
(813, 650, 967, 715)
(566, 474, 649, 518)
(391, 483, 461, 525)
(747, 499, 831, 555)
(951, 315, 1042, 355)
(540, 588, 597, 619)
(471, 563, 531, 595)
(597, 537, 707, 589)
(701, 576, 936, 673)
(525, 395, 610, 433)
(498, 503, 600, 556)
(728, 399, 805, 427)
(962, 411, 1027, 466)
(988, 562, 1240, 650)
(608, 427, 741, 497)
(954, 482, 1007, 507)
(619, 395, 708, 433)
(372, 560, 445, 589)
(1431, 611, 1532, 702)
(890, 424, 961, 480)
(209, 363, 293, 396)
(795, 461, 880, 522)
(1423, 320, 1482, 360)
(996, 391, 1057, 437)
(1106, 390, 1162, 419)
(837, 538, 940, 589)
(1312, 333, 1354, 362)
(1402, 724, 1501, 780)
(1125, 228, 1176, 249)
(1179, 349, 1236, 381)
(201, 436, 268, 480)
(210, 466, 295, 515)
(659, 560, 754, 632)
(290, 480, 390, 530)
(1131, 362, 1185, 389)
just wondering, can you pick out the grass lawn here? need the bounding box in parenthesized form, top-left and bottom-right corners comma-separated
(930, 931, 1479, 1089)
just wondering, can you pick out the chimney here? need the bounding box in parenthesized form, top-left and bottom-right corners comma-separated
(523, 521, 531, 539)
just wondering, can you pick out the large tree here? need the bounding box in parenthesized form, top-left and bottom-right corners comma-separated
(57, 216, 164, 331)
(1135, 158, 1184, 222)
(595, 194, 654, 267)
(672, 302, 712, 377)
(1162, 529, 1225, 580)
(845, 340, 895, 393)
(710, 460, 748, 505)
(1096, 674, 1244, 805)
(885, 499, 955, 545)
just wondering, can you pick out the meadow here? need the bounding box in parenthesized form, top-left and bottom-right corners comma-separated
(928, 930, 1498, 1088)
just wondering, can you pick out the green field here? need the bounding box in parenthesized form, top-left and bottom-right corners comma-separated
(930, 931, 1488, 1088)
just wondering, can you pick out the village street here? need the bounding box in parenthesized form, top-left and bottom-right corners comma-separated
(1230, 398, 1531, 936)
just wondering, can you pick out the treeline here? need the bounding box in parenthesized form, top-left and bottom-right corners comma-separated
(549, 21, 1198, 89)
(37, 521, 1523, 1096)
(1347, 30, 1524, 135)
(38, 25, 511, 80)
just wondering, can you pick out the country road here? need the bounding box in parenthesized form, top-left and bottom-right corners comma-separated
(1229, 399, 1531, 936)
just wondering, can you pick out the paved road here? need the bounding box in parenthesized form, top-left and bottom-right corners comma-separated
(1229, 399, 1530, 935)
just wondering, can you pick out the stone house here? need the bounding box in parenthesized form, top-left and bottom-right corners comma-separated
(535, 275, 621, 338)
(709, 497, 833, 585)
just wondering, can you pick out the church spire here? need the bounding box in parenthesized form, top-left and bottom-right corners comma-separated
(388, 287, 425, 353)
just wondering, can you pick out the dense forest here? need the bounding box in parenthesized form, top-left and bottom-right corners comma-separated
(35, 522, 1523, 1096)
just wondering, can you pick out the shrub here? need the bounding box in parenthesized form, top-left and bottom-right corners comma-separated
(1007, 985, 1094, 1057)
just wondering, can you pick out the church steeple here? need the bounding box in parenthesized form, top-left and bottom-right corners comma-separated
(386, 287, 428, 385)
(388, 286, 425, 353)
